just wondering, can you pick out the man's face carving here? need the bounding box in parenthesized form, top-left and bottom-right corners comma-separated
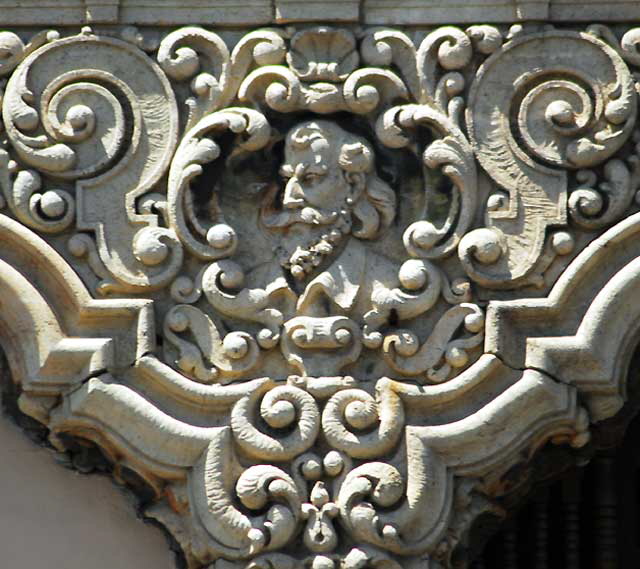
(279, 132, 351, 226)
(262, 120, 395, 280)
(264, 121, 357, 280)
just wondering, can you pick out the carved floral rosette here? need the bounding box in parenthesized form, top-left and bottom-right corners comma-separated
(2, 20, 640, 569)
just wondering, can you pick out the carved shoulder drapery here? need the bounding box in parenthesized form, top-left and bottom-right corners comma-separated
(2, 20, 640, 569)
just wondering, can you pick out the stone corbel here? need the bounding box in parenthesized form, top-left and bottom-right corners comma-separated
(0, 19, 639, 569)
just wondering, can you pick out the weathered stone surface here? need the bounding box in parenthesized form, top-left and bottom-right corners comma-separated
(1, 11, 640, 569)
(3, 1, 640, 25)
(362, 0, 550, 25)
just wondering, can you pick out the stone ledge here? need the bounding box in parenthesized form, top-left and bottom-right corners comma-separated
(362, 0, 550, 25)
(2, 0, 639, 26)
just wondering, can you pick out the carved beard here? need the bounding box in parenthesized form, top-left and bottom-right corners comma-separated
(275, 208, 353, 280)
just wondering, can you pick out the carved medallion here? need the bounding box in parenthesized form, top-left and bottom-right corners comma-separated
(1, 21, 640, 569)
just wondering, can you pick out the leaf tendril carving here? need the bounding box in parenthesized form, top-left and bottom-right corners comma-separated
(1, 21, 632, 569)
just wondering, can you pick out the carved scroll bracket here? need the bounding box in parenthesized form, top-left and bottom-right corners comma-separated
(461, 30, 637, 289)
(0, 21, 639, 569)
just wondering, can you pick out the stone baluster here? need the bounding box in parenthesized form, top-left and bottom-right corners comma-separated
(533, 488, 550, 569)
(562, 474, 582, 569)
(503, 524, 518, 569)
(594, 454, 618, 569)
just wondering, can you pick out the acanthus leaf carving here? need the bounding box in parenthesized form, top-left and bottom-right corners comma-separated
(1, 21, 638, 569)
(166, 107, 270, 260)
(382, 303, 484, 381)
(164, 304, 261, 383)
(377, 103, 477, 260)
(188, 429, 303, 560)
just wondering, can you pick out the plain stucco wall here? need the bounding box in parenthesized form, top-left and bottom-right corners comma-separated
(0, 412, 176, 569)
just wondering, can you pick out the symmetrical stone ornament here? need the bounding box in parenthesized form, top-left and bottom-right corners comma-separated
(4, 16, 640, 569)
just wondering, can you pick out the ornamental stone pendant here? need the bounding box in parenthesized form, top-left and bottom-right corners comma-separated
(0, 4, 639, 569)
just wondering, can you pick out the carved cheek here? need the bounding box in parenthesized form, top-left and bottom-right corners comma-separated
(305, 175, 346, 208)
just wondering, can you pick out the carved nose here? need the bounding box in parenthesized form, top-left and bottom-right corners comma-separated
(282, 177, 305, 209)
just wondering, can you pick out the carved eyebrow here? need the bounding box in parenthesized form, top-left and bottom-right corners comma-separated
(305, 164, 328, 175)
(278, 163, 326, 178)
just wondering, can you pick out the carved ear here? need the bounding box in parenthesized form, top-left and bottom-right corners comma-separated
(342, 170, 366, 201)
(352, 197, 380, 239)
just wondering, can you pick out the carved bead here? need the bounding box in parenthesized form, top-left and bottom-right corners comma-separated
(1, 18, 636, 569)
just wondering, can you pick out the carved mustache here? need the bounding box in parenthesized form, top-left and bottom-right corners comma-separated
(261, 205, 339, 228)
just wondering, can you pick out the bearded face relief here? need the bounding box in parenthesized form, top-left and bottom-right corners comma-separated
(148, 98, 498, 566)
(262, 120, 396, 282)
(159, 107, 488, 384)
(14, 21, 635, 569)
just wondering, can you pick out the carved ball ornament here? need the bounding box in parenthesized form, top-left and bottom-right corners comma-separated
(1, 21, 640, 569)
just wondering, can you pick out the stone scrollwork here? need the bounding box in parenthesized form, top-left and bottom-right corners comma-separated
(167, 107, 270, 261)
(461, 30, 637, 288)
(1, 29, 183, 292)
(377, 103, 477, 261)
(2, 19, 640, 569)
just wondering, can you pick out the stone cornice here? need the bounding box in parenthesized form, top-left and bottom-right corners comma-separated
(2, 0, 640, 26)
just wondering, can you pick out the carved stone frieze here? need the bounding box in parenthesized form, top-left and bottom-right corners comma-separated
(2, 19, 640, 569)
